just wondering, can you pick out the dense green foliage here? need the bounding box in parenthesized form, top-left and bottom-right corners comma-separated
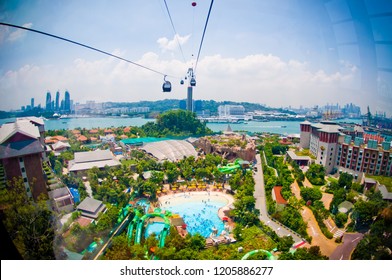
(305, 164, 325, 185)
(300, 187, 322, 203)
(231, 171, 260, 227)
(351, 204, 392, 260)
(0, 178, 56, 259)
(279, 246, 328, 260)
(105, 225, 277, 260)
(141, 110, 213, 137)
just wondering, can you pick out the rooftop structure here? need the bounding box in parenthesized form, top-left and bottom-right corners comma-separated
(377, 185, 392, 201)
(77, 197, 106, 219)
(141, 140, 197, 162)
(286, 150, 311, 166)
(272, 186, 287, 210)
(68, 149, 120, 172)
(48, 187, 74, 212)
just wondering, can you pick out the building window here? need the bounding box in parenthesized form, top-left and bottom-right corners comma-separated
(23, 178, 28, 183)
(21, 167, 25, 173)
(19, 157, 24, 163)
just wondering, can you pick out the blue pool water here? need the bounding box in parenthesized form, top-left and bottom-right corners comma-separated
(161, 193, 228, 238)
(145, 222, 166, 238)
(136, 198, 150, 213)
(68, 187, 80, 203)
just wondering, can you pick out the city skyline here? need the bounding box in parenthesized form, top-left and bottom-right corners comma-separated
(1, 0, 391, 115)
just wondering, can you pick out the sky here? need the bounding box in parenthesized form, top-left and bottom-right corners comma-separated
(0, 0, 391, 116)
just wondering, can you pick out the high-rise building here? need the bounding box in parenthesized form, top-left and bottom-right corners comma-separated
(218, 105, 245, 119)
(187, 87, 193, 112)
(64, 90, 71, 113)
(0, 118, 47, 200)
(299, 121, 392, 177)
(55, 91, 60, 111)
(299, 121, 341, 174)
(45, 91, 52, 111)
(31, 98, 34, 109)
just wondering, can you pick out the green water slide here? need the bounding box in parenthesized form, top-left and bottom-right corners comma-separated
(134, 212, 171, 248)
(218, 159, 242, 174)
(126, 209, 142, 246)
(241, 249, 275, 260)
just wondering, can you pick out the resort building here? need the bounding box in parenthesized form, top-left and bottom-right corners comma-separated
(48, 187, 74, 212)
(68, 149, 121, 174)
(0, 118, 47, 200)
(299, 121, 342, 174)
(77, 197, 106, 219)
(336, 139, 392, 177)
(300, 120, 392, 177)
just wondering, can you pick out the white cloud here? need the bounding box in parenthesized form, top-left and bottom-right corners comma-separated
(157, 33, 191, 52)
(0, 50, 375, 113)
(7, 23, 33, 42)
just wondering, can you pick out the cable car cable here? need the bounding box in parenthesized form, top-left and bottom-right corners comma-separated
(163, 0, 187, 64)
(194, 0, 214, 73)
(0, 22, 179, 79)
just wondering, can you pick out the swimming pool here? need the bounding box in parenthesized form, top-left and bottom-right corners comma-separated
(135, 198, 150, 213)
(145, 222, 166, 239)
(160, 192, 232, 238)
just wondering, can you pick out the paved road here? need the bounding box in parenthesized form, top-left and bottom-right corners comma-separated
(329, 233, 363, 260)
(253, 154, 303, 244)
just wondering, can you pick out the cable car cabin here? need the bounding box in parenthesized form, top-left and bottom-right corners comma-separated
(190, 77, 196, 87)
(162, 81, 172, 92)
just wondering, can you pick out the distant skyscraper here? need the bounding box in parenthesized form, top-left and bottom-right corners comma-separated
(55, 91, 60, 111)
(187, 87, 193, 112)
(64, 90, 71, 113)
(31, 98, 34, 109)
(45, 91, 52, 111)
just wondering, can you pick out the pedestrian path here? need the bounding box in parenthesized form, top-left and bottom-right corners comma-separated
(333, 229, 346, 238)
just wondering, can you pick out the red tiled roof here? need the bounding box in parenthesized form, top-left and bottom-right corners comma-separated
(364, 133, 384, 144)
(77, 135, 88, 142)
(273, 186, 288, 205)
(52, 135, 68, 141)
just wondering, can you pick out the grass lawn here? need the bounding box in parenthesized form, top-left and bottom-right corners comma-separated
(295, 149, 317, 159)
(121, 159, 138, 167)
(368, 175, 392, 192)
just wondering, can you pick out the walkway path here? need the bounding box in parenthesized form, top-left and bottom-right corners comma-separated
(301, 207, 338, 256)
(253, 154, 303, 244)
(329, 233, 363, 260)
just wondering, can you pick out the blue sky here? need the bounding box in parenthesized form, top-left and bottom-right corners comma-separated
(0, 0, 391, 115)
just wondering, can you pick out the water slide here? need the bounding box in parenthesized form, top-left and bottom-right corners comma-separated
(241, 249, 275, 260)
(126, 209, 143, 246)
(218, 159, 242, 174)
(127, 208, 171, 248)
